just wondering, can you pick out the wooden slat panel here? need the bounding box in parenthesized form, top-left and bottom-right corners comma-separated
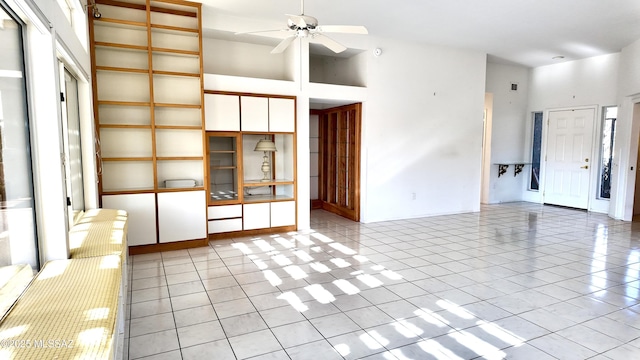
(318, 114, 326, 202)
(327, 113, 337, 204)
(348, 109, 356, 210)
(337, 110, 347, 207)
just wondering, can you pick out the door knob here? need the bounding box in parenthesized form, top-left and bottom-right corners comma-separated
(581, 165, 589, 169)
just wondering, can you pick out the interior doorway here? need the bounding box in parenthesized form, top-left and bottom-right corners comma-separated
(544, 108, 595, 209)
(314, 103, 362, 221)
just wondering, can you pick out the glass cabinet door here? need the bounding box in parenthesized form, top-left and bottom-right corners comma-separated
(208, 133, 241, 204)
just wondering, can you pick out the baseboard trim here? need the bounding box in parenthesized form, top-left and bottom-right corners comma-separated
(129, 238, 209, 255)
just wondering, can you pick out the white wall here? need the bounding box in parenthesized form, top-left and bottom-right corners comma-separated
(484, 63, 530, 204)
(524, 54, 619, 211)
(361, 37, 487, 222)
(310, 52, 367, 87)
(612, 39, 640, 220)
(528, 54, 619, 110)
(618, 39, 640, 98)
(203, 38, 292, 81)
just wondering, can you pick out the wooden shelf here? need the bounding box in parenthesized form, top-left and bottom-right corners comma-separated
(94, 41, 148, 52)
(211, 166, 237, 170)
(153, 70, 199, 77)
(155, 125, 202, 130)
(98, 101, 151, 108)
(151, 47, 199, 57)
(96, 66, 149, 74)
(96, 0, 146, 12)
(151, 23, 198, 35)
(156, 156, 203, 161)
(95, 17, 146, 29)
(157, 187, 205, 192)
(100, 1, 198, 17)
(102, 157, 153, 162)
(243, 179, 294, 187)
(101, 189, 155, 195)
(242, 194, 295, 203)
(149, 5, 198, 18)
(99, 124, 151, 129)
(154, 102, 201, 109)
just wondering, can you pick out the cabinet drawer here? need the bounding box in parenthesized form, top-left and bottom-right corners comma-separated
(208, 204, 242, 219)
(208, 218, 243, 234)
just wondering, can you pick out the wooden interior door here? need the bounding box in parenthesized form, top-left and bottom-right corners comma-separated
(318, 103, 361, 221)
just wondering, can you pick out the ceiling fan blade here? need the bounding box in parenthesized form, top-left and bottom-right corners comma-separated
(271, 35, 297, 54)
(316, 25, 368, 35)
(312, 33, 347, 53)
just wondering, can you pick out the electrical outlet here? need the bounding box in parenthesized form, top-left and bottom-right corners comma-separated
(411, 192, 416, 200)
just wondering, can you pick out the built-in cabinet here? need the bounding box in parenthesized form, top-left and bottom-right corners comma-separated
(204, 93, 295, 133)
(90, 0, 208, 252)
(205, 91, 297, 237)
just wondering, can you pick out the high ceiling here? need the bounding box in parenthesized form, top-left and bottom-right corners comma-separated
(199, 0, 640, 68)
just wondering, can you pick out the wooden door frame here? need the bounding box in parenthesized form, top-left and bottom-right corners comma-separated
(314, 103, 361, 221)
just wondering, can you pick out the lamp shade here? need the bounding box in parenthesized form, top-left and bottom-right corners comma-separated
(254, 139, 277, 152)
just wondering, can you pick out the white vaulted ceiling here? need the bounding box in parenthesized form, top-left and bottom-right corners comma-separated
(198, 0, 640, 67)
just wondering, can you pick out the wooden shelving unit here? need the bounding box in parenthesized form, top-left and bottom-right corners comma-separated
(204, 90, 297, 238)
(90, 0, 207, 252)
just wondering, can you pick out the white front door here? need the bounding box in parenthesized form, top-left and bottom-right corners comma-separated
(544, 109, 595, 209)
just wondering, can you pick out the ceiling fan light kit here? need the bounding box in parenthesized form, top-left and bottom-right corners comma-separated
(238, 0, 368, 54)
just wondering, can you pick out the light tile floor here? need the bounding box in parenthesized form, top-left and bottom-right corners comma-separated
(125, 203, 640, 359)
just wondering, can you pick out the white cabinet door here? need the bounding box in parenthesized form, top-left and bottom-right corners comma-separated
(269, 98, 295, 132)
(102, 193, 157, 246)
(270, 201, 296, 227)
(243, 203, 270, 230)
(241, 96, 268, 131)
(205, 94, 240, 131)
(157, 190, 207, 243)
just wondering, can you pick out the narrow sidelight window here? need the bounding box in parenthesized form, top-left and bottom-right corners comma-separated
(598, 106, 617, 199)
(529, 112, 543, 191)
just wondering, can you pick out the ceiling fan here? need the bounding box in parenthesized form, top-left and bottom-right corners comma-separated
(237, 0, 368, 54)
